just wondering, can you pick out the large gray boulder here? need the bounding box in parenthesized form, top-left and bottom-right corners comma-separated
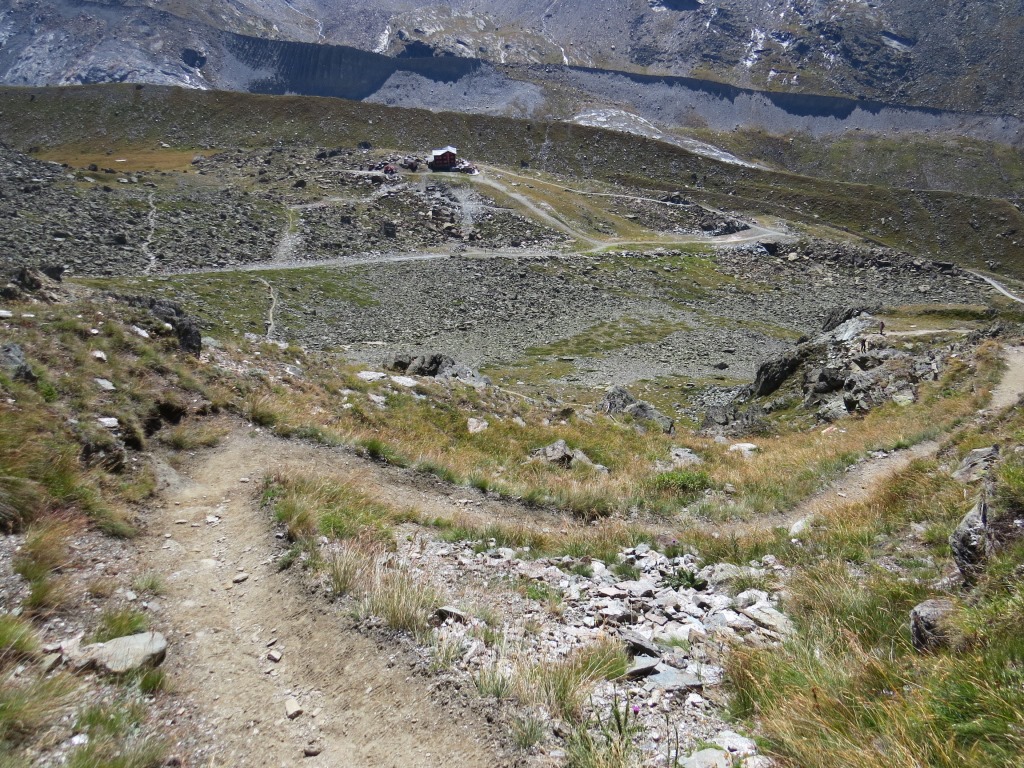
(910, 599, 956, 652)
(80, 632, 167, 675)
(950, 498, 990, 583)
(598, 385, 638, 414)
(598, 385, 674, 433)
(531, 440, 597, 470)
(751, 350, 804, 397)
(624, 401, 674, 435)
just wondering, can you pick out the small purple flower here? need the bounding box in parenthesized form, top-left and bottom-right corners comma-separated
(631, 705, 640, 715)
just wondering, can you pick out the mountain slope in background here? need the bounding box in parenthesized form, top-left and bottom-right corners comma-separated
(2, 0, 1023, 116)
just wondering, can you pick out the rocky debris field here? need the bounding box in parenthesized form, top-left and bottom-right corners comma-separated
(606, 195, 750, 237)
(309, 517, 785, 768)
(274, 241, 991, 393)
(703, 311, 992, 432)
(0, 143, 566, 280)
(0, 140, 999, 404)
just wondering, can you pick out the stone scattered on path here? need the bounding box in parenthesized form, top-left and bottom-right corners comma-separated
(232, 573, 250, 584)
(285, 697, 303, 719)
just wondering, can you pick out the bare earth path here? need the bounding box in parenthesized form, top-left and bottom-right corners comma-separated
(145, 430, 510, 768)
(142, 343, 1024, 764)
(756, 344, 1024, 534)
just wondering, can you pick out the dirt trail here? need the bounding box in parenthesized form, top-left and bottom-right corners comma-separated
(474, 167, 793, 250)
(990, 345, 1024, 410)
(145, 430, 511, 768)
(743, 343, 1024, 534)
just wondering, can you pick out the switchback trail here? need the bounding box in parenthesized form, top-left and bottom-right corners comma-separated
(730, 344, 1024, 535)
(969, 271, 1024, 306)
(145, 430, 515, 767)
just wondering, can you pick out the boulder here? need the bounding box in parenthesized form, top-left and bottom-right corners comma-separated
(619, 629, 662, 658)
(80, 632, 167, 675)
(950, 498, 990, 583)
(740, 602, 794, 637)
(467, 418, 489, 434)
(729, 443, 759, 458)
(910, 598, 956, 652)
(624, 401, 674, 434)
(669, 447, 702, 467)
(598, 385, 638, 414)
(0, 343, 36, 382)
(713, 730, 758, 758)
(407, 353, 455, 377)
(821, 306, 873, 333)
(531, 440, 595, 469)
(751, 350, 803, 397)
(437, 362, 491, 388)
(952, 446, 999, 484)
(624, 655, 661, 679)
(680, 749, 733, 768)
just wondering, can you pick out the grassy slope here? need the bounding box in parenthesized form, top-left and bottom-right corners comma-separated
(1, 84, 1023, 276)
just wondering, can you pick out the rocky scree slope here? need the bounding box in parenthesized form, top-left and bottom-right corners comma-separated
(3, 85, 1023, 274)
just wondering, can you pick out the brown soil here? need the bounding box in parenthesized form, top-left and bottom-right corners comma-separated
(144, 428, 518, 767)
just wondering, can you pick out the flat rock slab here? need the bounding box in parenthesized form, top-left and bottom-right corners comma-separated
(84, 632, 167, 675)
(619, 629, 662, 658)
(624, 655, 660, 679)
(680, 748, 733, 768)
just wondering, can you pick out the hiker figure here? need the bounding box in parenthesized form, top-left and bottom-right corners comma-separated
(859, 337, 867, 353)
(879, 320, 886, 336)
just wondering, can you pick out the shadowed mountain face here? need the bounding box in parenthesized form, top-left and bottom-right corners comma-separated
(2, 0, 1022, 117)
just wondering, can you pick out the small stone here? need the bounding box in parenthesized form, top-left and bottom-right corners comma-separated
(97, 417, 119, 429)
(729, 443, 759, 458)
(91, 350, 107, 362)
(94, 378, 116, 392)
(233, 573, 250, 584)
(436, 606, 469, 624)
(130, 325, 150, 339)
(357, 371, 387, 382)
(910, 598, 956, 652)
(285, 698, 303, 719)
(268, 650, 283, 663)
(467, 417, 489, 434)
(0, 310, 11, 319)
(303, 745, 323, 757)
(390, 375, 418, 387)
